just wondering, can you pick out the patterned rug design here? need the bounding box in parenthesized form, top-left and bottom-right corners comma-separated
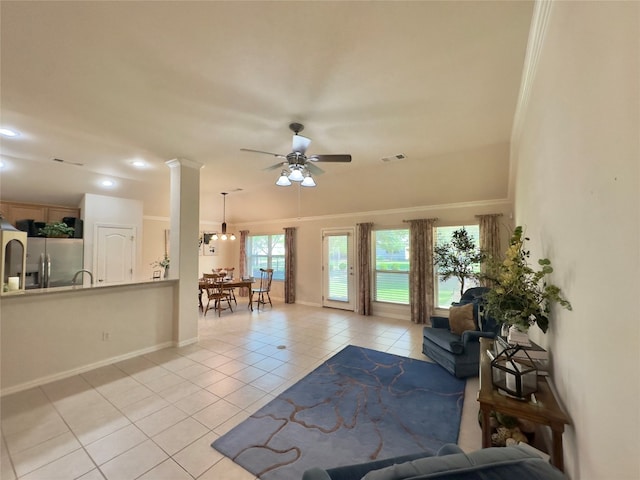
(212, 345, 465, 479)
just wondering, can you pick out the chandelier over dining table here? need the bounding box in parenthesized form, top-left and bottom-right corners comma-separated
(212, 192, 235, 241)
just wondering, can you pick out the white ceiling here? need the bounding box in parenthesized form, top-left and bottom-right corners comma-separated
(0, 1, 533, 224)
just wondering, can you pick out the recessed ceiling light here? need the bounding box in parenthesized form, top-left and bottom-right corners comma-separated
(0, 161, 4, 169)
(101, 180, 115, 187)
(131, 160, 146, 168)
(0, 128, 19, 137)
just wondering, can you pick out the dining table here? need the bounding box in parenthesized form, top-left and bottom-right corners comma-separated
(198, 277, 254, 310)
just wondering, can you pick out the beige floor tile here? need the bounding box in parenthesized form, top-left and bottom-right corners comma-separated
(249, 372, 288, 393)
(157, 380, 202, 403)
(175, 363, 213, 380)
(76, 468, 107, 480)
(11, 431, 81, 477)
(99, 439, 167, 480)
(215, 359, 250, 376)
(198, 456, 256, 480)
(85, 424, 147, 465)
(19, 448, 95, 480)
(152, 417, 209, 456)
(4, 413, 69, 455)
(119, 394, 170, 423)
(173, 389, 220, 415)
(137, 458, 193, 480)
(173, 431, 222, 478)
(224, 384, 269, 410)
(144, 372, 187, 393)
(135, 405, 188, 437)
(158, 356, 200, 373)
(189, 369, 229, 388)
(69, 409, 131, 446)
(81, 365, 128, 388)
(205, 376, 245, 397)
(101, 383, 155, 409)
(1, 402, 63, 437)
(192, 399, 242, 430)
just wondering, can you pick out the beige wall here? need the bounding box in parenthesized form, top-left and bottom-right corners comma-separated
(512, 2, 639, 478)
(0, 281, 175, 395)
(236, 199, 514, 318)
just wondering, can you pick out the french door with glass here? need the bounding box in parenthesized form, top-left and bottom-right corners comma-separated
(322, 228, 355, 311)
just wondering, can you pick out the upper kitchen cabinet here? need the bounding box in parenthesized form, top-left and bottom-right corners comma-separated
(0, 201, 80, 226)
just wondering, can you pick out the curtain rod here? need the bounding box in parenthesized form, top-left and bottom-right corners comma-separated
(402, 217, 438, 223)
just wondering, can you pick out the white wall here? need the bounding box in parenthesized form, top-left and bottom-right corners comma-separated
(511, 2, 639, 478)
(81, 193, 144, 277)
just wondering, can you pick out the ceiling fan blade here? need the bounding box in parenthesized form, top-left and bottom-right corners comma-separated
(305, 162, 324, 176)
(292, 134, 311, 154)
(263, 162, 287, 172)
(308, 154, 352, 163)
(240, 148, 286, 158)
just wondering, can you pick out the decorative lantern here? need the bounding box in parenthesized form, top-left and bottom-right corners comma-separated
(490, 336, 538, 399)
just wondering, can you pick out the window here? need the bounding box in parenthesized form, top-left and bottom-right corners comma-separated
(374, 229, 410, 304)
(434, 225, 481, 308)
(246, 234, 285, 281)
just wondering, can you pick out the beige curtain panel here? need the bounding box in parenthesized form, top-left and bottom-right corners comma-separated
(356, 222, 373, 315)
(284, 227, 296, 304)
(406, 218, 437, 324)
(477, 214, 502, 286)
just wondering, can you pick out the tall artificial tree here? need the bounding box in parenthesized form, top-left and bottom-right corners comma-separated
(434, 227, 484, 297)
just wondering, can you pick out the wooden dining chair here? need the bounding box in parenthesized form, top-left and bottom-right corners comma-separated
(250, 268, 274, 311)
(203, 273, 233, 316)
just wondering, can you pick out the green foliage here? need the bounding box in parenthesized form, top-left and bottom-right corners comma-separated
(433, 227, 484, 297)
(38, 222, 74, 238)
(151, 253, 170, 269)
(483, 226, 572, 333)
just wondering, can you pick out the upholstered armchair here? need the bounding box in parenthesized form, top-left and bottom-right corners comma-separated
(422, 287, 499, 378)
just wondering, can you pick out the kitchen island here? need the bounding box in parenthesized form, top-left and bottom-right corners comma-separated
(1, 278, 179, 396)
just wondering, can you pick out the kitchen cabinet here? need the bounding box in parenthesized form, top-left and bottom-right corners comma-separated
(0, 201, 80, 226)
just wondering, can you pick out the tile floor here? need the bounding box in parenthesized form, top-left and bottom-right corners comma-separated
(1, 302, 481, 480)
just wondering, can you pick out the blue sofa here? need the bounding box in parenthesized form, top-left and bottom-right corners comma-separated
(422, 287, 498, 378)
(302, 444, 566, 480)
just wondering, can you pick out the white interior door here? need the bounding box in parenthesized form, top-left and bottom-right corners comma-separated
(96, 225, 135, 284)
(322, 228, 355, 311)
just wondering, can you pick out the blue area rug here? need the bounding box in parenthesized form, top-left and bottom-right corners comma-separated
(212, 345, 465, 480)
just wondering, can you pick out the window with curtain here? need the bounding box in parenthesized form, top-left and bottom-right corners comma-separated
(434, 224, 481, 308)
(373, 229, 410, 304)
(246, 234, 285, 280)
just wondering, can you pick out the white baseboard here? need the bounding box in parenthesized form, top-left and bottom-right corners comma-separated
(1, 341, 174, 397)
(175, 337, 199, 348)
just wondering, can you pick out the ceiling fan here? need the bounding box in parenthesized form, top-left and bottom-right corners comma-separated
(240, 123, 351, 187)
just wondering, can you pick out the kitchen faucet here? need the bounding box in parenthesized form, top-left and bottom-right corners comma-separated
(72, 269, 94, 286)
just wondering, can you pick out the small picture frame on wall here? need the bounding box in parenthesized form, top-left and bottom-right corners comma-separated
(201, 232, 217, 256)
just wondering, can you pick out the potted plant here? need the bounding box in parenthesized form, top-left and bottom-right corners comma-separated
(483, 226, 572, 334)
(434, 227, 485, 298)
(38, 222, 75, 238)
(151, 253, 170, 278)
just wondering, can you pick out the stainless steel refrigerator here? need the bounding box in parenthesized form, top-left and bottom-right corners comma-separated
(25, 238, 84, 288)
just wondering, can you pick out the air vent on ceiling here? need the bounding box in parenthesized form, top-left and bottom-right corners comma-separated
(381, 153, 406, 162)
(52, 157, 84, 167)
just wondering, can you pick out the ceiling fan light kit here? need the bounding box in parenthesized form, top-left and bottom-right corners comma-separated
(212, 192, 236, 241)
(242, 123, 351, 188)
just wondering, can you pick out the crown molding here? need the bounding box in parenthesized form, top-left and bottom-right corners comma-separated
(509, 0, 554, 201)
(234, 198, 512, 228)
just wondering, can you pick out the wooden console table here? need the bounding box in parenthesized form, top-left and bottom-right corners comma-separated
(477, 338, 570, 472)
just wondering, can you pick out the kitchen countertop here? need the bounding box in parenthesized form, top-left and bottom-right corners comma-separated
(1, 278, 177, 298)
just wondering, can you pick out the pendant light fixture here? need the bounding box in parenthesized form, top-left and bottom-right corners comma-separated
(212, 192, 236, 241)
